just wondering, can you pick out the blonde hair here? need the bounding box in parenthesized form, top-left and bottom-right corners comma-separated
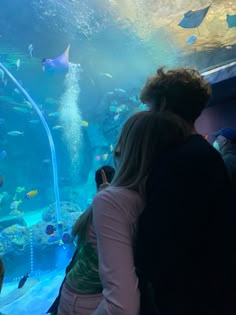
(112, 111, 190, 195)
(73, 111, 189, 243)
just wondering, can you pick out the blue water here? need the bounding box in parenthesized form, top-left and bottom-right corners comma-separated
(0, 0, 236, 313)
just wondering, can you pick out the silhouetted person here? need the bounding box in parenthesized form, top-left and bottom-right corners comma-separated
(135, 67, 236, 315)
(213, 127, 236, 190)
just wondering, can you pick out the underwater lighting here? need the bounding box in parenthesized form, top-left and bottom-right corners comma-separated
(0, 63, 62, 223)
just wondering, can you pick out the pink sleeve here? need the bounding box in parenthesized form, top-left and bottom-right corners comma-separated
(91, 191, 140, 315)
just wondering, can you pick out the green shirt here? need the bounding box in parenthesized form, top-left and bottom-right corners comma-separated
(66, 242, 102, 294)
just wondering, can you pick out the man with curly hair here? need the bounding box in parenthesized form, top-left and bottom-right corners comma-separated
(135, 67, 236, 315)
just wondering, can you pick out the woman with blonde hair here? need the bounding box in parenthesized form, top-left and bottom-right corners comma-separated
(57, 110, 189, 315)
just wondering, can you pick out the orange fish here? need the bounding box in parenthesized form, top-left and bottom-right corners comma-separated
(25, 190, 38, 199)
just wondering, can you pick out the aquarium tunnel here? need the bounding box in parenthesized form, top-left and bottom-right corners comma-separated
(0, 0, 236, 313)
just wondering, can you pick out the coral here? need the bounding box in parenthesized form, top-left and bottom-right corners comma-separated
(0, 200, 82, 274)
(42, 201, 81, 222)
(0, 225, 29, 255)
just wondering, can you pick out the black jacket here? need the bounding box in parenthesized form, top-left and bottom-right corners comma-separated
(135, 135, 236, 315)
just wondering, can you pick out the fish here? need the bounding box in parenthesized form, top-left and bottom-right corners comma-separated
(13, 88, 20, 95)
(102, 153, 108, 161)
(81, 121, 89, 127)
(23, 100, 33, 109)
(114, 114, 120, 121)
(18, 273, 29, 289)
(0, 176, 3, 187)
(62, 232, 73, 244)
(100, 72, 113, 79)
(16, 186, 25, 193)
(186, 35, 197, 45)
(16, 59, 21, 71)
(45, 224, 56, 236)
(48, 112, 59, 117)
(0, 69, 4, 81)
(29, 120, 40, 124)
(0, 69, 7, 86)
(45, 97, 57, 105)
(226, 14, 236, 28)
(52, 125, 63, 130)
(28, 44, 33, 57)
(42, 45, 70, 74)
(13, 107, 30, 113)
(0, 150, 6, 159)
(7, 131, 24, 136)
(178, 6, 210, 29)
(116, 104, 128, 113)
(114, 88, 126, 93)
(10, 199, 22, 210)
(109, 105, 117, 112)
(42, 159, 51, 164)
(25, 190, 38, 199)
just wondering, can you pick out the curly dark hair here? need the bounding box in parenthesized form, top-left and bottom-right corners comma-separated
(140, 67, 211, 123)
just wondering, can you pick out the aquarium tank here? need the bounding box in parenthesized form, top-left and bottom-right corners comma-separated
(0, 0, 236, 313)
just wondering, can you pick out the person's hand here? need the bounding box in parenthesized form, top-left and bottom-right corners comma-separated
(98, 169, 110, 191)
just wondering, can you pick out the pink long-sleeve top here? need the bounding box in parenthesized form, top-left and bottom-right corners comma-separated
(91, 186, 144, 315)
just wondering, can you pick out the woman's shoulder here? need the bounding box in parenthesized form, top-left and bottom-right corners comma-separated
(93, 186, 144, 217)
(95, 186, 141, 201)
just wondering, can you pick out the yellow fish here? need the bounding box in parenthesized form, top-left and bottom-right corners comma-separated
(25, 190, 38, 199)
(81, 120, 89, 127)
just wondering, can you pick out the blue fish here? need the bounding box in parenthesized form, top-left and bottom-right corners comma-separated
(227, 14, 236, 28)
(42, 45, 70, 74)
(28, 44, 33, 58)
(62, 232, 73, 244)
(186, 35, 197, 45)
(0, 150, 6, 159)
(45, 224, 56, 235)
(179, 6, 210, 28)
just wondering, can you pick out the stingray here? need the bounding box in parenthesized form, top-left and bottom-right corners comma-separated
(178, 5, 210, 28)
(42, 45, 70, 74)
(227, 14, 236, 28)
